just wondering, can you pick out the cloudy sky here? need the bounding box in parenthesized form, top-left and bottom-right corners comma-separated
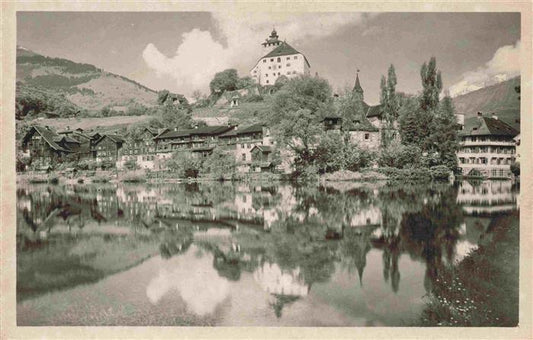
(17, 12, 520, 104)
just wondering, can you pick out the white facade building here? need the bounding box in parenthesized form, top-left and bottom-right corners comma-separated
(250, 29, 310, 86)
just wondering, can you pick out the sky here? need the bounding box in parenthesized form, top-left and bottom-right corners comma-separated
(17, 12, 520, 104)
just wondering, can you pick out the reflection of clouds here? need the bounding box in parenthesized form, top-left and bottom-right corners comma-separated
(146, 245, 230, 316)
(253, 262, 308, 297)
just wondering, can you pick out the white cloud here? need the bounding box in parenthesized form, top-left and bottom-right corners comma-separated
(449, 40, 521, 97)
(142, 12, 375, 96)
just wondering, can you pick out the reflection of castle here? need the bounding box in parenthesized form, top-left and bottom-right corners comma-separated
(253, 262, 309, 318)
(456, 180, 517, 215)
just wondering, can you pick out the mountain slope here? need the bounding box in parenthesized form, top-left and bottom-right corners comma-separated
(452, 76, 520, 131)
(16, 46, 158, 115)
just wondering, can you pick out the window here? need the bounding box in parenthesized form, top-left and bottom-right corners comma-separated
(270, 58, 273, 62)
(277, 57, 281, 62)
(266, 73, 269, 77)
(278, 72, 280, 75)
(287, 63, 290, 67)
(263, 59, 266, 63)
(266, 80, 269, 84)
(268, 66, 271, 69)
(294, 56, 297, 59)
(242, 154, 246, 161)
(286, 57, 290, 60)
(364, 133, 370, 140)
(292, 71, 297, 74)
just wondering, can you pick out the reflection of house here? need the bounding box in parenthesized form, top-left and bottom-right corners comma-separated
(456, 180, 517, 215)
(457, 113, 518, 178)
(348, 205, 382, 228)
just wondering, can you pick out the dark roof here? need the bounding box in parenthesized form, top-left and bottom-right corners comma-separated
(460, 116, 518, 137)
(25, 126, 70, 152)
(251, 145, 272, 153)
(366, 104, 383, 118)
(348, 118, 379, 132)
(237, 124, 264, 135)
(58, 135, 81, 144)
(94, 134, 125, 145)
(155, 126, 235, 139)
(261, 42, 310, 67)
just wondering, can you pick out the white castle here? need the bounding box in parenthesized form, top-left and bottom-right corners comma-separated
(250, 29, 311, 86)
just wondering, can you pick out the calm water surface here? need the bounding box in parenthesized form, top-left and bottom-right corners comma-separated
(16, 180, 519, 326)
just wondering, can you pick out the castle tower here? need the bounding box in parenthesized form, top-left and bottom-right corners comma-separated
(261, 28, 282, 51)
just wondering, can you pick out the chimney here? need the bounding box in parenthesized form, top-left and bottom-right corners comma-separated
(492, 114, 498, 120)
(174, 127, 178, 131)
(66, 125, 70, 130)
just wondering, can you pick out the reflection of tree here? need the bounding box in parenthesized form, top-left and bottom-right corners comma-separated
(340, 227, 375, 286)
(399, 186, 463, 293)
(269, 294, 300, 318)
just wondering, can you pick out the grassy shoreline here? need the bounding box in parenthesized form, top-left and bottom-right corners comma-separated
(416, 211, 519, 326)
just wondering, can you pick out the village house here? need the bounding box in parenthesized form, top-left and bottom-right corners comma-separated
(457, 112, 518, 178)
(92, 134, 125, 167)
(153, 125, 236, 169)
(117, 127, 159, 170)
(250, 145, 273, 172)
(250, 29, 311, 86)
(21, 126, 77, 170)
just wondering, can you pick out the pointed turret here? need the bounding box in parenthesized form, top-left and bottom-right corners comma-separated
(353, 69, 364, 99)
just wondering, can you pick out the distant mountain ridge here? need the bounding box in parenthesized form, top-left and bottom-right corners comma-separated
(16, 46, 158, 116)
(452, 76, 520, 131)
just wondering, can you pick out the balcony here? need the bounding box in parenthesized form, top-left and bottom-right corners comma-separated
(460, 140, 515, 147)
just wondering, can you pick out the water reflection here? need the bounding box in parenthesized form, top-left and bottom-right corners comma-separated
(16, 180, 519, 326)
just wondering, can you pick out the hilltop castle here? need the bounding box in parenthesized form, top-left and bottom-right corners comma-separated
(250, 29, 311, 86)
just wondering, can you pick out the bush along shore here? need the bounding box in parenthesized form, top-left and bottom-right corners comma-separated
(17, 165, 457, 186)
(416, 211, 519, 326)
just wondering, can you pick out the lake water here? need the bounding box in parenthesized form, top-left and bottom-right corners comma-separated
(16, 180, 519, 326)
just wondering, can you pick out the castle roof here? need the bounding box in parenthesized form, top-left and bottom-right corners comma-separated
(261, 42, 310, 68)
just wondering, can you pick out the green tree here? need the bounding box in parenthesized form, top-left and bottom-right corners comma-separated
(428, 95, 459, 171)
(270, 75, 333, 125)
(166, 151, 203, 178)
(201, 148, 236, 180)
(209, 69, 239, 94)
(399, 95, 433, 149)
(420, 57, 442, 112)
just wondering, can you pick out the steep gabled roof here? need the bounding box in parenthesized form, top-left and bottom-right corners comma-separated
(251, 145, 272, 153)
(24, 126, 70, 152)
(94, 133, 125, 145)
(366, 104, 383, 118)
(460, 116, 518, 137)
(261, 42, 311, 68)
